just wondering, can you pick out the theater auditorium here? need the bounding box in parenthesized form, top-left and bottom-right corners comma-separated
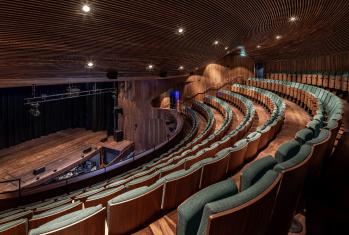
(0, 1, 348, 234)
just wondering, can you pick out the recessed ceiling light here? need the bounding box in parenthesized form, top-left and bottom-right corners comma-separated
(147, 64, 154, 70)
(224, 46, 229, 50)
(177, 27, 184, 34)
(276, 35, 282, 40)
(178, 65, 184, 70)
(257, 45, 261, 48)
(87, 61, 94, 68)
(82, 4, 91, 13)
(289, 16, 297, 22)
(213, 40, 219, 46)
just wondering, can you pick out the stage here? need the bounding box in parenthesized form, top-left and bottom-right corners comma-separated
(0, 128, 133, 193)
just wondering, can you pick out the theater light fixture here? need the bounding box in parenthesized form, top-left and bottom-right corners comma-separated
(177, 27, 184, 34)
(86, 61, 94, 68)
(289, 16, 297, 22)
(147, 64, 154, 70)
(82, 4, 91, 13)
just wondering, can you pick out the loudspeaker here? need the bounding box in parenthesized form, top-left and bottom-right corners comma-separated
(114, 130, 124, 142)
(83, 147, 92, 154)
(33, 167, 45, 175)
(106, 70, 118, 80)
(114, 107, 123, 115)
(159, 71, 168, 78)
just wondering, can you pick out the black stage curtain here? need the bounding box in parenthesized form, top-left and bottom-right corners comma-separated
(0, 83, 114, 150)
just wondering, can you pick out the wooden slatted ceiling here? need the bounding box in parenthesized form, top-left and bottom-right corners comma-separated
(0, 0, 349, 81)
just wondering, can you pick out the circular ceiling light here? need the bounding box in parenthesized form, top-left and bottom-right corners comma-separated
(87, 61, 94, 68)
(213, 40, 219, 46)
(257, 45, 261, 48)
(275, 35, 282, 40)
(147, 64, 154, 70)
(178, 65, 184, 70)
(289, 16, 298, 22)
(82, 4, 91, 13)
(224, 46, 229, 50)
(177, 27, 184, 34)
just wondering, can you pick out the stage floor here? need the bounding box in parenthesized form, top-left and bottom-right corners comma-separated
(0, 128, 132, 192)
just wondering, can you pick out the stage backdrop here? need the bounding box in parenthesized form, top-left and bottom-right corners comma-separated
(0, 83, 114, 150)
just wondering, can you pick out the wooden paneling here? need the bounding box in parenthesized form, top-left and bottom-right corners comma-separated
(1, 0, 349, 81)
(118, 79, 185, 152)
(265, 52, 349, 72)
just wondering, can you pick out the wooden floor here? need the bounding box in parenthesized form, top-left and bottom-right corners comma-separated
(0, 129, 132, 192)
(135, 99, 311, 235)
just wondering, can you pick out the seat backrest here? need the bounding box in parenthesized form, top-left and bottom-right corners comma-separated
(268, 144, 313, 235)
(0, 219, 27, 235)
(177, 178, 238, 235)
(85, 186, 125, 208)
(201, 170, 282, 235)
(195, 148, 231, 189)
(29, 201, 83, 230)
(161, 164, 202, 211)
(107, 182, 164, 235)
(227, 140, 248, 174)
(29, 205, 105, 235)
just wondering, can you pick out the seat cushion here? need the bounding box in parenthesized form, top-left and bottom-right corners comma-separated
(240, 156, 277, 191)
(295, 128, 314, 144)
(177, 178, 238, 235)
(275, 140, 301, 163)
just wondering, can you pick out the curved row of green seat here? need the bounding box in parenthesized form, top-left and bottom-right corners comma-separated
(160, 107, 199, 158)
(229, 84, 286, 151)
(247, 78, 343, 130)
(177, 84, 340, 235)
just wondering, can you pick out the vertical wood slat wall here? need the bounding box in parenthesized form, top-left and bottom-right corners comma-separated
(265, 52, 349, 72)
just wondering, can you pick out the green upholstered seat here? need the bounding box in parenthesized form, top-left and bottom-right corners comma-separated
(0, 210, 32, 224)
(197, 170, 279, 235)
(274, 144, 313, 172)
(240, 156, 277, 191)
(35, 198, 72, 212)
(275, 140, 301, 163)
(0, 208, 24, 219)
(306, 120, 322, 137)
(32, 201, 81, 219)
(107, 177, 132, 188)
(324, 119, 339, 130)
(75, 187, 104, 199)
(295, 128, 314, 144)
(177, 178, 238, 235)
(306, 129, 330, 145)
(29, 205, 103, 235)
(108, 181, 163, 205)
(246, 132, 261, 140)
(0, 218, 27, 233)
(126, 171, 159, 187)
(87, 186, 125, 201)
(234, 139, 249, 148)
